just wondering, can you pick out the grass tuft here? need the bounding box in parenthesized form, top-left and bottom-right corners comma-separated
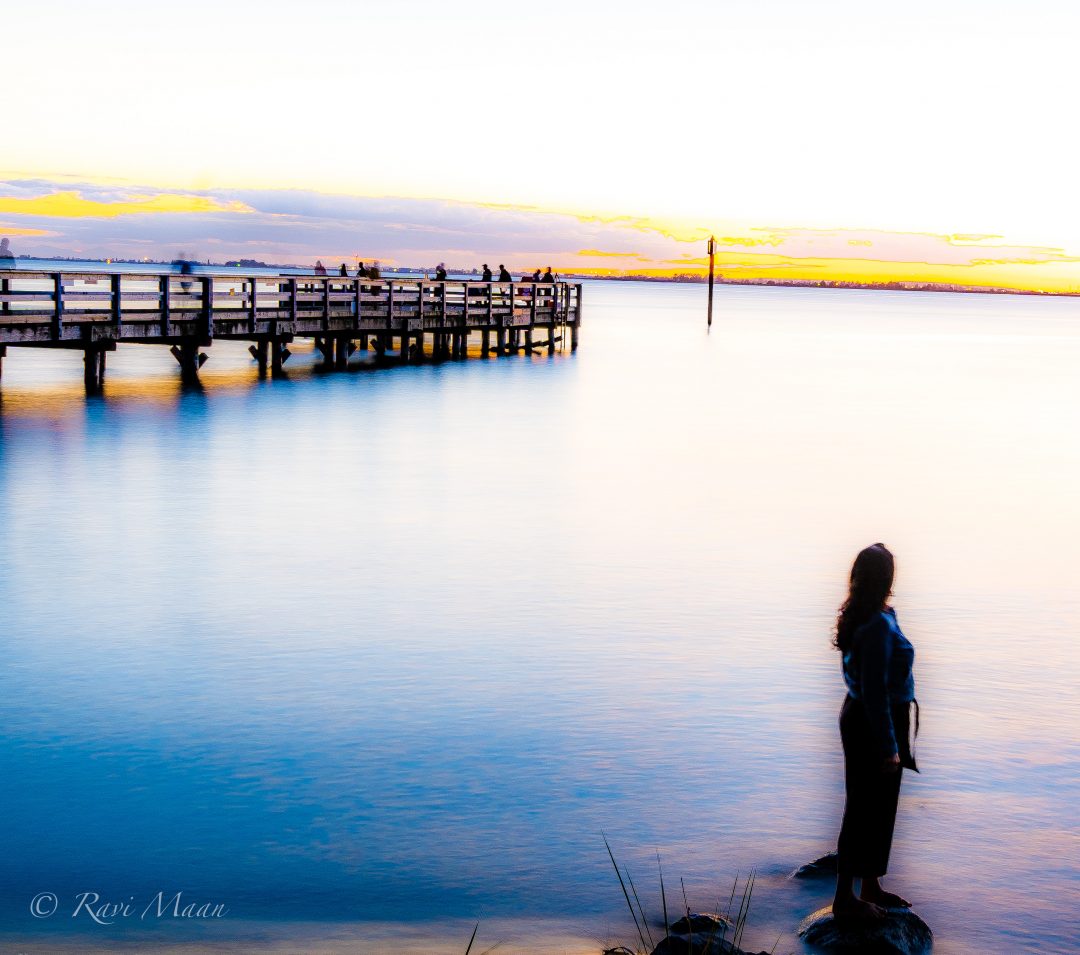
(603, 837, 760, 955)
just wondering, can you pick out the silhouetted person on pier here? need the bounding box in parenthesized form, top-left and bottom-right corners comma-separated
(531, 268, 541, 282)
(339, 263, 349, 276)
(172, 252, 195, 292)
(368, 261, 381, 280)
(481, 263, 493, 282)
(831, 543, 918, 921)
(540, 266, 555, 283)
(356, 261, 370, 278)
(0, 237, 14, 267)
(434, 264, 447, 281)
(314, 260, 327, 275)
(498, 264, 512, 282)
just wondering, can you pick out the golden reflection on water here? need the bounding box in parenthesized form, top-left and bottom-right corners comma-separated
(0, 340, 317, 423)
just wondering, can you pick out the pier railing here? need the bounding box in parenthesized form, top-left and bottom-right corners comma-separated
(0, 270, 582, 386)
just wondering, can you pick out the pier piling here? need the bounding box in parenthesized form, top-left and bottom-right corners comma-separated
(249, 339, 269, 373)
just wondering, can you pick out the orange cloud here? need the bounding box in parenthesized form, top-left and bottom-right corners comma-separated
(0, 190, 252, 219)
(577, 248, 642, 257)
(0, 223, 53, 236)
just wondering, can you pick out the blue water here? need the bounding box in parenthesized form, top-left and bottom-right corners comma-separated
(1, 280, 1077, 953)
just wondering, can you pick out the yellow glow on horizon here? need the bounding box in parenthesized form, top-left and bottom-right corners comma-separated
(565, 252, 1080, 294)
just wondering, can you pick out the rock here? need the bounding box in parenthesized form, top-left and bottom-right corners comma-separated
(602, 948, 637, 955)
(650, 935, 755, 955)
(648, 915, 769, 955)
(791, 852, 839, 879)
(669, 913, 732, 935)
(797, 905, 932, 954)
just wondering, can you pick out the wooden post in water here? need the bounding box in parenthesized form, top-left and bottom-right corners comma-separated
(271, 339, 290, 376)
(83, 346, 100, 392)
(171, 339, 204, 383)
(707, 234, 716, 330)
(249, 339, 269, 373)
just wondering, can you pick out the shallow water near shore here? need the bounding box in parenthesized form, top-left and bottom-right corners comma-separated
(1, 279, 1077, 954)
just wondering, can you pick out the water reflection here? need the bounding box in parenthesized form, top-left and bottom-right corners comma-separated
(0, 282, 1077, 954)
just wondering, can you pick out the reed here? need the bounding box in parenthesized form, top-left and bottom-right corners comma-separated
(656, 852, 670, 940)
(463, 920, 479, 955)
(603, 831, 650, 952)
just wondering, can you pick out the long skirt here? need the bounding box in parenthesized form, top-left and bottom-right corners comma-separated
(836, 694, 914, 878)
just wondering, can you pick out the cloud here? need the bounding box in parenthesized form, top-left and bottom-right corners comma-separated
(0, 188, 252, 219)
(2, 176, 1080, 292)
(0, 222, 53, 236)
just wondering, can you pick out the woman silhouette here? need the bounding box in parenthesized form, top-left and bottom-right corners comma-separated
(832, 543, 918, 919)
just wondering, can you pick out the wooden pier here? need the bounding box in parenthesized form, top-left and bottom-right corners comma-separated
(0, 270, 583, 390)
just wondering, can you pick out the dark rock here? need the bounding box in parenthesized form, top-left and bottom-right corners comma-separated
(602, 948, 637, 955)
(798, 905, 932, 954)
(669, 912, 732, 935)
(791, 852, 839, 879)
(649, 925, 769, 955)
(651, 936, 734, 955)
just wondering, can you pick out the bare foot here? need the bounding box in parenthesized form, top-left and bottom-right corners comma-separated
(861, 886, 912, 909)
(832, 897, 886, 921)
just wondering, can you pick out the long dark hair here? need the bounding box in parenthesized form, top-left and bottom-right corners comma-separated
(834, 543, 895, 654)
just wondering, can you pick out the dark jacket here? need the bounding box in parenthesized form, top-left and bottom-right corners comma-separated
(842, 608, 915, 757)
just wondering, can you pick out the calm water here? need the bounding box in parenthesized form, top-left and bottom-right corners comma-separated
(1, 281, 1077, 954)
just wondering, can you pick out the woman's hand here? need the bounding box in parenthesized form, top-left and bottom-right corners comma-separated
(881, 753, 901, 773)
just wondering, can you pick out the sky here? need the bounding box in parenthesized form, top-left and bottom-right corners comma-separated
(2, 0, 1079, 290)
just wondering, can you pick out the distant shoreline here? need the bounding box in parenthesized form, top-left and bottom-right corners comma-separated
(4, 254, 1075, 298)
(586, 273, 1078, 297)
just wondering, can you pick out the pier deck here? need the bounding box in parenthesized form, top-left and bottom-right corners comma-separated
(0, 270, 583, 389)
